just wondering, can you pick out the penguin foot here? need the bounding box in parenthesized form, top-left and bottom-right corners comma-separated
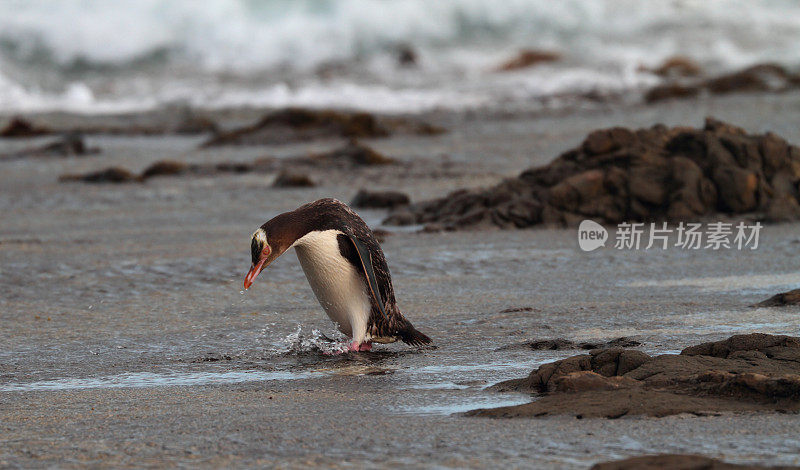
(348, 341, 372, 352)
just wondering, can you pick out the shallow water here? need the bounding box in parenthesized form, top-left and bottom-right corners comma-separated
(3, 97, 800, 468)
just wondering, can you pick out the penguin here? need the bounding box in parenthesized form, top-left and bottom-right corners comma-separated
(244, 198, 432, 352)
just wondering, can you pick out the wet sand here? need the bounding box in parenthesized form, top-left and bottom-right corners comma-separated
(3, 93, 800, 468)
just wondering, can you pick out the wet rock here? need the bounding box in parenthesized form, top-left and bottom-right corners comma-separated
(591, 454, 798, 470)
(680, 333, 800, 357)
(752, 289, 800, 307)
(642, 56, 703, 78)
(1, 133, 99, 160)
(478, 333, 800, 418)
(351, 189, 410, 208)
(553, 371, 639, 393)
(387, 118, 800, 230)
(59, 167, 141, 184)
(0, 117, 50, 137)
(214, 162, 254, 174)
(396, 44, 418, 67)
(494, 49, 560, 72)
(308, 141, 396, 166)
(645, 84, 701, 103)
(60, 141, 394, 185)
(706, 63, 792, 94)
(645, 62, 799, 103)
(272, 171, 316, 188)
(202, 107, 443, 147)
(39, 134, 98, 156)
(499, 306, 534, 313)
(141, 160, 191, 179)
(498, 337, 641, 352)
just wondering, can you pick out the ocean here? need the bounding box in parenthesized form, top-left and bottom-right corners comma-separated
(1, 0, 798, 114)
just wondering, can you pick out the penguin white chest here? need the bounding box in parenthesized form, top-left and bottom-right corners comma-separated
(292, 230, 370, 338)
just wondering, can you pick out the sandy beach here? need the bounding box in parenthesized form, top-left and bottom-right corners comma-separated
(2, 89, 800, 467)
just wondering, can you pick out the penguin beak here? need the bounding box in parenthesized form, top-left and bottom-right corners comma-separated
(243, 257, 268, 290)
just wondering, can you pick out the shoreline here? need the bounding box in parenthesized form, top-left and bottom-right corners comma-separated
(2, 91, 800, 468)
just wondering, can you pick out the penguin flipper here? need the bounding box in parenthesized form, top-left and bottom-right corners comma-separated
(345, 234, 389, 322)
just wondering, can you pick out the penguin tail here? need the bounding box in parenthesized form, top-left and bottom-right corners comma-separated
(399, 322, 433, 347)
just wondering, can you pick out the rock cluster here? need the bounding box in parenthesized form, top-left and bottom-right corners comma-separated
(591, 454, 798, 470)
(0, 112, 217, 137)
(497, 337, 640, 352)
(1, 134, 99, 160)
(272, 171, 316, 188)
(350, 189, 410, 209)
(202, 107, 443, 147)
(645, 63, 800, 103)
(0, 117, 50, 137)
(59, 141, 394, 184)
(386, 118, 800, 229)
(752, 289, 800, 307)
(471, 333, 800, 419)
(493, 49, 561, 72)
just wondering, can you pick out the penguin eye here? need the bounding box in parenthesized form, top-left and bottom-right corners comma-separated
(262, 245, 271, 257)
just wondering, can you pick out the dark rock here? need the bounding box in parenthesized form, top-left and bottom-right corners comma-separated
(214, 162, 254, 173)
(645, 62, 798, 104)
(202, 107, 443, 147)
(386, 119, 800, 230)
(310, 141, 395, 166)
(0, 117, 50, 137)
(642, 56, 703, 78)
(553, 371, 639, 393)
(706, 63, 791, 94)
(681, 333, 800, 357)
(494, 49, 560, 72)
(396, 44, 418, 67)
(478, 333, 800, 419)
(351, 189, 410, 209)
(645, 84, 701, 103)
(41, 134, 98, 156)
(59, 167, 141, 184)
(1, 133, 99, 160)
(272, 171, 316, 188)
(141, 160, 191, 179)
(498, 306, 534, 314)
(752, 289, 800, 307)
(498, 337, 641, 352)
(591, 454, 798, 470)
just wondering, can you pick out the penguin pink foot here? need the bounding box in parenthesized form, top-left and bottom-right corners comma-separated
(349, 341, 372, 352)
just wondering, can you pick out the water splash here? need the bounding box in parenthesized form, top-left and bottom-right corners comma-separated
(278, 325, 349, 355)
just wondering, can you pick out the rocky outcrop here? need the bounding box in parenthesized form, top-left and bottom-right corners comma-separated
(645, 63, 800, 103)
(0, 134, 99, 160)
(59, 142, 395, 184)
(641, 56, 703, 78)
(591, 454, 799, 470)
(752, 289, 800, 307)
(386, 119, 800, 230)
(202, 108, 443, 147)
(351, 190, 410, 209)
(272, 171, 316, 188)
(497, 337, 641, 352)
(493, 49, 560, 72)
(59, 167, 141, 183)
(471, 333, 800, 419)
(0, 117, 51, 137)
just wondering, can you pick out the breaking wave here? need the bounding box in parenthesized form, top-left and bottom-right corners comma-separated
(2, 0, 800, 113)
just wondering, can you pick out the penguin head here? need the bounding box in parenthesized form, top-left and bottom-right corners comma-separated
(244, 227, 283, 289)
